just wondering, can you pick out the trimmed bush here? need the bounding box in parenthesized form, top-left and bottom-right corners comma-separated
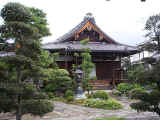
(47, 92, 55, 99)
(66, 96, 74, 102)
(22, 100, 54, 116)
(87, 91, 109, 100)
(117, 83, 132, 95)
(82, 98, 122, 110)
(105, 99, 123, 110)
(64, 90, 74, 98)
(44, 69, 75, 95)
(64, 90, 74, 103)
(130, 88, 146, 99)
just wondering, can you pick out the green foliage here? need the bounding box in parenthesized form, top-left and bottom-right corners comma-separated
(66, 96, 74, 102)
(140, 14, 160, 52)
(130, 87, 146, 99)
(64, 90, 74, 98)
(130, 62, 160, 116)
(44, 69, 74, 94)
(117, 83, 143, 96)
(87, 91, 108, 100)
(0, 2, 53, 120)
(39, 50, 53, 68)
(130, 89, 160, 115)
(22, 100, 53, 116)
(127, 65, 146, 84)
(52, 52, 59, 69)
(64, 90, 74, 102)
(147, 63, 160, 90)
(74, 52, 79, 57)
(47, 92, 55, 99)
(80, 39, 95, 93)
(82, 98, 122, 110)
(30, 7, 51, 37)
(117, 83, 133, 95)
(80, 38, 89, 45)
(1, 2, 31, 22)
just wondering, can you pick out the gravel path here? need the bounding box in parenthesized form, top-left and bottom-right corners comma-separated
(0, 98, 159, 120)
(41, 99, 159, 120)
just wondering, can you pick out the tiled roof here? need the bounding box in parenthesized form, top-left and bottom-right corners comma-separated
(43, 42, 137, 55)
(43, 14, 138, 55)
(46, 14, 118, 44)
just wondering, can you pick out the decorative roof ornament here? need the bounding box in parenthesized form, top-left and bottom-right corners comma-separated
(84, 12, 95, 23)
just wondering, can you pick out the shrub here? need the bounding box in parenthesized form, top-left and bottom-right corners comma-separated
(88, 91, 109, 100)
(22, 100, 54, 116)
(130, 87, 146, 99)
(44, 69, 75, 94)
(105, 99, 123, 110)
(131, 84, 142, 89)
(66, 96, 74, 102)
(47, 92, 55, 99)
(117, 83, 132, 95)
(82, 98, 122, 110)
(64, 90, 74, 98)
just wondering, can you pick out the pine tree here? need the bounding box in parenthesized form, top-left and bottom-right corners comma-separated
(0, 2, 53, 120)
(130, 61, 160, 116)
(129, 13, 160, 116)
(80, 38, 95, 94)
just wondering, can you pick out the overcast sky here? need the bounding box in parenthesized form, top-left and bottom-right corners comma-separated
(0, 0, 160, 45)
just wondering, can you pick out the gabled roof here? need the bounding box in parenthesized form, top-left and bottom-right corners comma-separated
(43, 13, 138, 56)
(49, 13, 119, 44)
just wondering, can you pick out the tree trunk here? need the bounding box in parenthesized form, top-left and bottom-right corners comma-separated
(16, 96, 22, 120)
(16, 69, 22, 120)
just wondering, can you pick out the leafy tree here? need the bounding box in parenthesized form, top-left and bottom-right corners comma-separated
(130, 61, 160, 116)
(127, 64, 146, 84)
(130, 14, 160, 116)
(140, 14, 160, 52)
(80, 38, 95, 94)
(0, 2, 53, 120)
(44, 68, 74, 95)
(43, 52, 75, 95)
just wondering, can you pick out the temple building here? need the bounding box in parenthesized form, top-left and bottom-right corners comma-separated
(43, 13, 138, 89)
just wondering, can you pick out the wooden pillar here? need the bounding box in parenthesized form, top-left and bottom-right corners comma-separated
(112, 61, 116, 88)
(65, 61, 68, 70)
(112, 70, 116, 88)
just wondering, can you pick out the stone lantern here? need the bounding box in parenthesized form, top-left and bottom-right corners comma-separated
(75, 68, 85, 99)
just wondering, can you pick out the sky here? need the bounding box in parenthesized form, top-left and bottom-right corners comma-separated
(0, 0, 160, 46)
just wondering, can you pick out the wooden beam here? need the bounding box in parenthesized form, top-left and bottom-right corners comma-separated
(75, 21, 114, 43)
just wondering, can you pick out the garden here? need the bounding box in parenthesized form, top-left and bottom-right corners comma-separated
(0, 1, 160, 120)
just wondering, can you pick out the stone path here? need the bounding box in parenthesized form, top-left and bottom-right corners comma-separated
(0, 98, 159, 120)
(41, 99, 159, 120)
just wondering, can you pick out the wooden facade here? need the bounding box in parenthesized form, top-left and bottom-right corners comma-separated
(43, 13, 138, 89)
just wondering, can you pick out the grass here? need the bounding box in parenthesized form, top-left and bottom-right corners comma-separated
(94, 117, 126, 120)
